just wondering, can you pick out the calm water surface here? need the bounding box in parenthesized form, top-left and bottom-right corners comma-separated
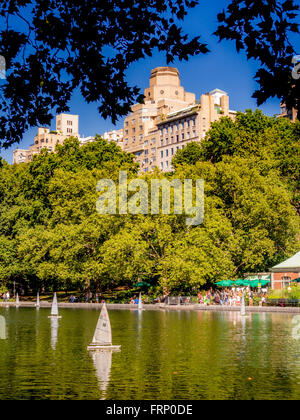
(0, 307, 300, 400)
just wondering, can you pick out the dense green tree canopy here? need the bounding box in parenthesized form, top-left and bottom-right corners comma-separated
(0, 111, 299, 294)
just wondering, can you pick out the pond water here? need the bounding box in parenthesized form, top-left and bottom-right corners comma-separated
(0, 307, 300, 400)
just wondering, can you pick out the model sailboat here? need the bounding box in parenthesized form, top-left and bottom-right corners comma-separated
(88, 302, 120, 350)
(48, 293, 62, 318)
(15, 293, 20, 307)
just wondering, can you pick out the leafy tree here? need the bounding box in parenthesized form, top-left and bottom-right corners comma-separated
(0, 0, 207, 147)
(171, 141, 203, 167)
(0, 122, 299, 294)
(0, 0, 298, 147)
(198, 109, 300, 212)
(215, 0, 300, 118)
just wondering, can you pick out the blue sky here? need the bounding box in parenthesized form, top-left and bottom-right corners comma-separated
(1, 0, 298, 163)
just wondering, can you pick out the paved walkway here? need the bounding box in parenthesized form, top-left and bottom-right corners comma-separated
(1, 301, 300, 313)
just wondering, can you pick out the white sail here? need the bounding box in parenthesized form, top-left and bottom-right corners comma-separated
(241, 294, 246, 316)
(16, 293, 20, 306)
(36, 292, 40, 308)
(138, 292, 143, 310)
(91, 350, 112, 396)
(92, 303, 112, 345)
(51, 292, 59, 316)
(50, 316, 59, 350)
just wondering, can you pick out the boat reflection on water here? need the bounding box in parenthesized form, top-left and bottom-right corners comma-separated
(50, 316, 59, 350)
(0, 315, 6, 340)
(91, 349, 112, 399)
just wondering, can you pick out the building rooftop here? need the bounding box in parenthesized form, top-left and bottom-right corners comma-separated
(209, 88, 228, 96)
(270, 251, 300, 272)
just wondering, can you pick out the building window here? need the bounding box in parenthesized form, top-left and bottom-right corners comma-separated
(176, 135, 179, 143)
(166, 149, 169, 157)
(132, 136, 136, 142)
(144, 140, 148, 146)
(166, 138, 169, 145)
(125, 130, 128, 135)
(139, 125, 143, 131)
(282, 276, 291, 288)
(161, 151, 164, 158)
(182, 133, 184, 140)
(161, 162, 164, 169)
(144, 150, 148, 155)
(171, 148, 174, 155)
(132, 127, 136, 133)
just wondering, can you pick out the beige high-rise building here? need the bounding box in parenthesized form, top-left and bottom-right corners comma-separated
(13, 113, 79, 164)
(13, 67, 237, 169)
(122, 67, 196, 171)
(156, 89, 236, 171)
(123, 67, 236, 172)
(56, 113, 79, 136)
(278, 103, 298, 122)
(102, 129, 124, 148)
